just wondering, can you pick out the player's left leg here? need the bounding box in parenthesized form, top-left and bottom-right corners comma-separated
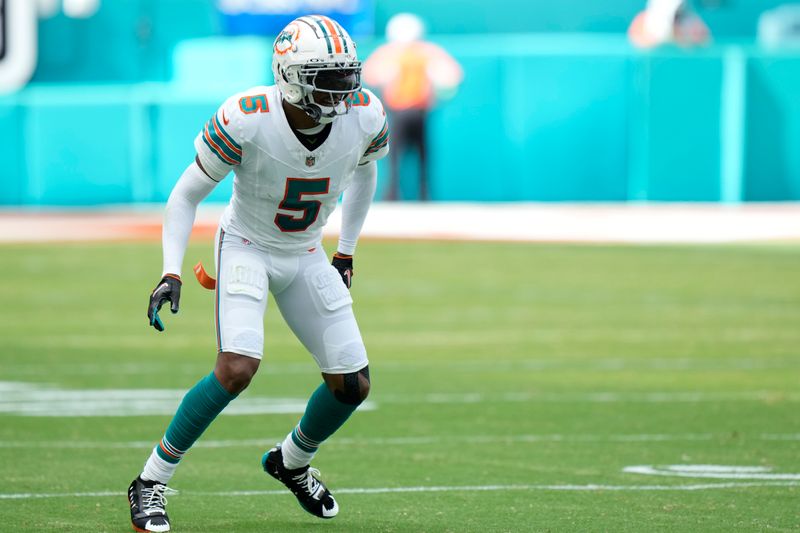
(261, 247, 371, 518)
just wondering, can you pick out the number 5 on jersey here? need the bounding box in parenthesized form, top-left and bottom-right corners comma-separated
(274, 177, 330, 232)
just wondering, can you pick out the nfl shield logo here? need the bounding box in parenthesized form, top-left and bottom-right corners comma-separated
(305, 156, 316, 167)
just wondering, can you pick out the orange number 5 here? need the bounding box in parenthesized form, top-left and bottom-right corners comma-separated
(239, 94, 269, 114)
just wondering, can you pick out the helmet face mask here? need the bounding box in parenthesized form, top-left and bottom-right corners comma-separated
(272, 16, 362, 124)
(310, 66, 361, 92)
(299, 64, 362, 122)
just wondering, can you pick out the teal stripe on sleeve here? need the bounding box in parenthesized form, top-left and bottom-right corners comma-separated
(205, 119, 241, 164)
(202, 135, 235, 166)
(213, 115, 242, 153)
(368, 121, 389, 147)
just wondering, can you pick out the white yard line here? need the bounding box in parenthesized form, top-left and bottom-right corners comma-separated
(760, 433, 800, 441)
(378, 391, 800, 404)
(5, 356, 799, 377)
(2, 432, 798, 450)
(0, 381, 375, 416)
(624, 465, 800, 480)
(2, 481, 799, 500)
(1, 380, 798, 417)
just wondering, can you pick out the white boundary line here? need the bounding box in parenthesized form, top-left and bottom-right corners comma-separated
(3, 203, 800, 244)
(624, 465, 800, 480)
(3, 380, 799, 419)
(1, 432, 798, 450)
(3, 481, 799, 500)
(377, 391, 800, 403)
(5, 356, 799, 377)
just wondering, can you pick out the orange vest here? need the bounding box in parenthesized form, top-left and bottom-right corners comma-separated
(382, 44, 433, 111)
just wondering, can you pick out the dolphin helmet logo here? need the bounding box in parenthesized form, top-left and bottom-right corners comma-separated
(274, 23, 300, 55)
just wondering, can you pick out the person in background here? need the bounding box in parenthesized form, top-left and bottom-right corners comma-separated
(628, 0, 710, 49)
(364, 13, 462, 201)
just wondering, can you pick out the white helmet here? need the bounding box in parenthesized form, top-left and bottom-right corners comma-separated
(272, 15, 361, 124)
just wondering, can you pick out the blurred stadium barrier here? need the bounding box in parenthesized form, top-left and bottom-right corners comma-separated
(1, 0, 800, 205)
(2, 203, 799, 244)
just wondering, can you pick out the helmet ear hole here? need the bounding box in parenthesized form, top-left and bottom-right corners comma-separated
(284, 85, 304, 104)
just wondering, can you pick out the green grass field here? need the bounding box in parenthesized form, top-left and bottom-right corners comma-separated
(1, 239, 799, 532)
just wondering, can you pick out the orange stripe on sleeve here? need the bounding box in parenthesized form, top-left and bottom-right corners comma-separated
(212, 117, 242, 156)
(204, 126, 238, 165)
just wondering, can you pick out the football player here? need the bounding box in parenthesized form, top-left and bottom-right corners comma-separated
(127, 15, 389, 532)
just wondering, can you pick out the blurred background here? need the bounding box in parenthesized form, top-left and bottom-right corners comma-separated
(1, 0, 800, 205)
(2, 5, 800, 530)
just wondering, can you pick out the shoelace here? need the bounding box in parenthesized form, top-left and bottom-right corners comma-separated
(141, 484, 179, 514)
(291, 467, 321, 496)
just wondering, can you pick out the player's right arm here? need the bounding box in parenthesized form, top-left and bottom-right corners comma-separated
(149, 95, 247, 331)
(148, 157, 220, 331)
(193, 93, 246, 179)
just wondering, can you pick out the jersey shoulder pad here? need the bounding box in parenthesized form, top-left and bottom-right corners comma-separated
(195, 87, 272, 176)
(352, 88, 387, 135)
(357, 89, 389, 164)
(231, 85, 275, 120)
(224, 85, 274, 137)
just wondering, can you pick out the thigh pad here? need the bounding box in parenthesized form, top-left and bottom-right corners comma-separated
(307, 264, 352, 313)
(225, 258, 267, 300)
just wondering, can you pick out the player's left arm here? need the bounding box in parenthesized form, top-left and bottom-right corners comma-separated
(334, 161, 378, 288)
(332, 90, 389, 288)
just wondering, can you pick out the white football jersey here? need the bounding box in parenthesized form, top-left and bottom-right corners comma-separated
(195, 85, 389, 252)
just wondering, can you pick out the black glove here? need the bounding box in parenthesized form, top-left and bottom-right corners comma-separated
(331, 253, 354, 289)
(147, 274, 182, 332)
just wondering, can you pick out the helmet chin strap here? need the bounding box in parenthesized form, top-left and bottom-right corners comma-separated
(284, 88, 348, 125)
(315, 112, 337, 125)
(293, 100, 347, 125)
(284, 100, 326, 124)
(300, 103, 323, 123)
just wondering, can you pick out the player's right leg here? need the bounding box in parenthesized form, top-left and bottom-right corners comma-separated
(129, 231, 268, 532)
(260, 247, 370, 519)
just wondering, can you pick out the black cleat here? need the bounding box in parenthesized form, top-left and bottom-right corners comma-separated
(262, 445, 339, 519)
(127, 476, 174, 532)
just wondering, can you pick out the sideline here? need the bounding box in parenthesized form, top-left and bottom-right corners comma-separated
(1, 203, 799, 244)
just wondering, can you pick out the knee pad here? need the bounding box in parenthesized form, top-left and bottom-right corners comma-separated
(335, 366, 370, 405)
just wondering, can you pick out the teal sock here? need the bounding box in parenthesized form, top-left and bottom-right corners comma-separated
(155, 372, 237, 464)
(292, 383, 359, 452)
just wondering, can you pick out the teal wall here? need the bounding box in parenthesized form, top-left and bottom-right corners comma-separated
(745, 56, 800, 201)
(3, 35, 800, 205)
(427, 36, 632, 201)
(32, 0, 788, 84)
(34, 0, 218, 83)
(627, 52, 725, 202)
(374, 0, 787, 36)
